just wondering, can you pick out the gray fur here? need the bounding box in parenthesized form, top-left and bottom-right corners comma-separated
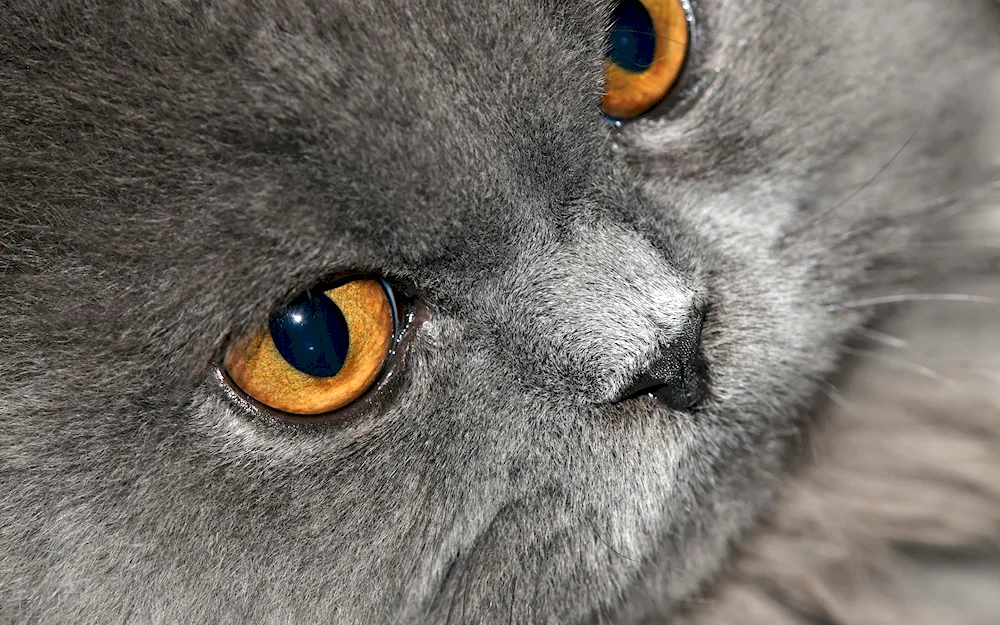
(1, 0, 998, 623)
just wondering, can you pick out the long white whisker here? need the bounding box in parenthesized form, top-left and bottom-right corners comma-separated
(965, 364, 1000, 384)
(782, 175, 999, 259)
(829, 293, 1000, 311)
(852, 327, 909, 349)
(834, 240, 1000, 266)
(821, 382, 855, 413)
(842, 347, 953, 384)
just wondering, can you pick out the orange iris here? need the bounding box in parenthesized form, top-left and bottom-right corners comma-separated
(601, 0, 689, 120)
(224, 279, 395, 415)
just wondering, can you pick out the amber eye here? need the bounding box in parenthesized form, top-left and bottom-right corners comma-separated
(601, 0, 690, 120)
(224, 279, 397, 415)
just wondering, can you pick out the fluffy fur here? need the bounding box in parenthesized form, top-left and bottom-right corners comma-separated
(1, 0, 998, 623)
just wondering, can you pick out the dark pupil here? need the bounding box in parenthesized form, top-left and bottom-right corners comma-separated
(607, 0, 656, 72)
(268, 293, 350, 378)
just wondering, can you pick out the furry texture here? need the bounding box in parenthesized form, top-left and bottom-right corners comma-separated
(669, 272, 1000, 625)
(1, 0, 999, 623)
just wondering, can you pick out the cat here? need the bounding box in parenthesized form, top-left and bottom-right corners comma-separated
(2, 0, 999, 623)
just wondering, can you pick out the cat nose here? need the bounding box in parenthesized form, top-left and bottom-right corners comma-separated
(619, 311, 708, 410)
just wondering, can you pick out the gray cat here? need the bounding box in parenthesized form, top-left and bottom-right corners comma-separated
(2, 0, 999, 623)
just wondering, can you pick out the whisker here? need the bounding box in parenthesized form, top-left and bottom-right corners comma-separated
(842, 347, 953, 385)
(813, 181, 998, 261)
(588, 520, 642, 563)
(879, 239, 1000, 251)
(821, 382, 855, 413)
(829, 293, 1000, 311)
(905, 179, 1000, 225)
(964, 363, 1000, 384)
(835, 239, 1000, 265)
(781, 165, 998, 264)
(822, 164, 994, 197)
(849, 331, 1000, 374)
(852, 327, 909, 349)
(767, 1, 833, 39)
(924, 181, 1000, 224)
(786, 126, 922, 240)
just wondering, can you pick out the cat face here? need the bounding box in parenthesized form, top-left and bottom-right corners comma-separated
(2, 0, 998, 622)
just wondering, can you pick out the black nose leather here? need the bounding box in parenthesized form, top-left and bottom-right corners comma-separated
(621, 312, 708, 410)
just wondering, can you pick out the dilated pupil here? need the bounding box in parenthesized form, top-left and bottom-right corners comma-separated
(607, 0, 656, 72)
(268, 293, 350, 378)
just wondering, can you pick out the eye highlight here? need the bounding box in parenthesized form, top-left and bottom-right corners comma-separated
(224, 279, 397, 416)
(602, 0, 690, 120)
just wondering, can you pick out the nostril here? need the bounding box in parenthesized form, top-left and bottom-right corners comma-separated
(620, 311, 708, 410)
(646, 351, 708, 410)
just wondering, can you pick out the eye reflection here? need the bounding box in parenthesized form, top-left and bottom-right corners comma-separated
(224, 279, 397, 416)
(268, 292, 350, 378)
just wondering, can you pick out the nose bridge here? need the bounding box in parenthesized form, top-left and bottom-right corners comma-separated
(494, 223, 704, 403)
